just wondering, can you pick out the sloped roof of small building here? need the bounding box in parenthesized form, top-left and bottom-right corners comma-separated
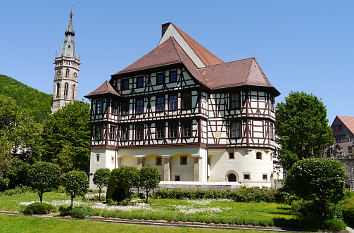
(84, 80, 120, 98)
(335, 116, 354, 135)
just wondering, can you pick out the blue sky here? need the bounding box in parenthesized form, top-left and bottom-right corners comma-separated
(1, 0, 353, 123)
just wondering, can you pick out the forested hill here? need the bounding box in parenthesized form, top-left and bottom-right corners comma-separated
(0, 74, 52, 123)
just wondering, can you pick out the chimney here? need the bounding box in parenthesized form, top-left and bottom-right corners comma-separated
(161, 22, 172, 38)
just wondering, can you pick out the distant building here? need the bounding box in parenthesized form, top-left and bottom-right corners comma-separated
(331, 116, 354, 190)
(85, 23, 281, 189)
(51, 9, 80, 113)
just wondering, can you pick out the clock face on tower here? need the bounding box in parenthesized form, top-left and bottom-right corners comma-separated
(56, 70, 61, 76)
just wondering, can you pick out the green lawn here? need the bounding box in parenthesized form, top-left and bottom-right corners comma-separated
(0, 214, 273, 233)
(0, 191, 344, 231)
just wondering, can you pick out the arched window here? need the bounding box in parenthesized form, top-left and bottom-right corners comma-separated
(56, 83, 60, 98)
(226, 171, 238, 182)
(65, 69, 69, 77)
(72, 84, 76, 100)
(256, 152, 262, 160)
(64, 83, 69, 99)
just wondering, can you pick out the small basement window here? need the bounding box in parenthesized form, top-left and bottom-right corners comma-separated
(243, 173, 250, 180)
(175, 175, 180, 181)
(229, 152, 234, 159)
(262, 174, 268, 181)
(256, 152, 262, 160)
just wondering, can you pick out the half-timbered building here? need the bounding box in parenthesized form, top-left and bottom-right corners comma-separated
(85, 23, 280, 188)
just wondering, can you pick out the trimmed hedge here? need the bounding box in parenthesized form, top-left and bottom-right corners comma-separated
(71, 206, 98, 219)
(23, 202, 55, 215)
(153, 186, 278, 202)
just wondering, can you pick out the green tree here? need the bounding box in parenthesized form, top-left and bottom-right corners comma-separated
(0, 95, 41, 179)
(275, 92, 333, 170)
(107, 166, 140, 203)
(0, 75, 52, 123)
(93, 168, 111, 200)
(42, 101, 90, 173)
(139, 166, 161, 203)
(29, 162, 61, 202)
(285, 158, 346, 218)
(63, 171, 89, 210)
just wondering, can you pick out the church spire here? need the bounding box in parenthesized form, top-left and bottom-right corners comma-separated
(60, 8, 77, 58)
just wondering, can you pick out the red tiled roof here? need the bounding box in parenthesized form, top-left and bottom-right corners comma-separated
(85, 80, 120, 98)
(110, 23, 279, 95)
(114, 37, 181, 75)
(337, 116, 354, 135)
(199, 57, 275, 90)
(172, 23, 223, 67)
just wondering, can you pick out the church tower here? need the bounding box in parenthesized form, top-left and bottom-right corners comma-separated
(51, 9, 80, 113)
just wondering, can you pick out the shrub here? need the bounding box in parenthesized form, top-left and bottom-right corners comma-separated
(107, 166, 139, 203)
(285, 158, 346, 218)
(340, 195, 354, 227)
(93, 168, 111, 201)
(29, 162, 61, 202)
(139, 166, 161, 202)
(63, 171, 89, 210)
(153, 187, 278, 202)
(71, 206, 98, 219)
(3, 189, 17, 196)
(59, 206, 71, 216)
(23, 202, 55, 215)
(0, 176, 10, 191)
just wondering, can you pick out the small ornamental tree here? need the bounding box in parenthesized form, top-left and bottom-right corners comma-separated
(63, 171, 89, 210)
(285, 158, 346, 218)
(140, 166, 161, 203)
(93, 168, 111, 200)
(106, 166, 139, 203)
(29, 162, 61, 202)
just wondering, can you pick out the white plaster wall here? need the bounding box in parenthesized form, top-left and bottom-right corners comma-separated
(208, 149, 273, 185)
(119, 155, 137, 167)
(144, 155, 164, 180)
(170, 154, 194, 181)
(89, 149, 117, 189)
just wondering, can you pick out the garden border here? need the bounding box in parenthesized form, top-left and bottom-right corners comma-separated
(0, 210, 336, 233)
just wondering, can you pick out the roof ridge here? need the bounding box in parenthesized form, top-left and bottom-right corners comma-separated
(245, 58, 254, 85)
(252, 58, 272, 86)
(199, 57, 255, 70)
(170, 37, 183, 63)
(171, 23, 223, 66)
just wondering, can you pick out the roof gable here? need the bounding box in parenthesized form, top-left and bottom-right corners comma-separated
(85, 80, 119, 98)
(158, 23, 223, 68)
(335, 116, 354, 135)
(114, 37, 181, 75)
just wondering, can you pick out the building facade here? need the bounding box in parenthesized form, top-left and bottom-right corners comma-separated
(51, 9, 80, 113)
(331, 116, 354, 190)
(86, 23, 280, 188)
